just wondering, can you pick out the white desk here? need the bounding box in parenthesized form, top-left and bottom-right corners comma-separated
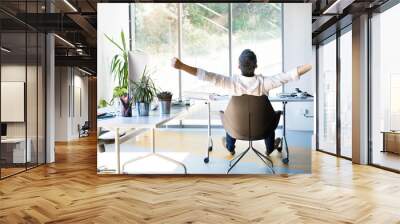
(269, 96, 314, 164)
(98, 104, 201, 174)
(1, 138, 32, 163)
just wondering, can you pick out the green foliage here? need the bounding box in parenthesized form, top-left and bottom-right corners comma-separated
(113, 86, 128, 98)
(105, 31, 129, 89)
(131, 66, 158, 103)
(157, 91, 173, 101)
(103, 30, 133, 107)
(98, 99, 111, 108)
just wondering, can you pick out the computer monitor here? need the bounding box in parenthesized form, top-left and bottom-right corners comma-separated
(1, 123, 7, 137)
(128, 51, 149, 82)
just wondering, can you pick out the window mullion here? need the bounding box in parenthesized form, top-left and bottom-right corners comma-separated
(228, 3, 232, 77)
(178, 3, 182, 100)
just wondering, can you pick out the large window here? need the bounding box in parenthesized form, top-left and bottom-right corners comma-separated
(130, 3, 282, 99)
(133, 4, 179, 97)
(182, 3, 229, 94)
(317, 37, 337, 154)
(371, 4, 400, 171)
(232, 3, 282, 76)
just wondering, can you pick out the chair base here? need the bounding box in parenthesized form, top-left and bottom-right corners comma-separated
(122, 153, 187, 174)
(227, 141, 275, 174)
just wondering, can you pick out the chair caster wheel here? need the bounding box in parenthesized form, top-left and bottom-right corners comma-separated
(204, 157, 209, 163)
(282, 158, 289, 164)
(208, 146, 213, 152)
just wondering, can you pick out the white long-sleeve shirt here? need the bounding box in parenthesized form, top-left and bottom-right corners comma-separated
(196, 68, 300, 96)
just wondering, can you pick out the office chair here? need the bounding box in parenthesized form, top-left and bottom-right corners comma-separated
(78, 121, 90, 138)
(220, 95, 278, 174)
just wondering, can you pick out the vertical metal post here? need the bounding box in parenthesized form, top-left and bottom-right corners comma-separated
(228, 3, 232, 77)
(178, 3, 183, 101)
(282, 101, 289, 163)
(72, 68, 75, 118)
(0, 26, 2, 179)
(152, 128, 156, 154)
(36, 4, 39, 167)
(115, 128, 120, 174)
(207, 102, 211, 138)
(178, 3, 184, 128)
(281, 4, 285, 92)
(25, 4, 28, 170)
(336, 30, 341, 157)
(128, 4, 132, 51)
(44, 1, 47, 164)
(315, 45, 320, 150)
(367, 11, 373, 165)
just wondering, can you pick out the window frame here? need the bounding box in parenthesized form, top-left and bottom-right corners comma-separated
(315, 24, 353, 160)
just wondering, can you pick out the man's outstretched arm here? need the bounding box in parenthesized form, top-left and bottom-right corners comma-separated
(171, 57, 234, 92)
(171, 57, 198, 76)
(297, 64, 312, 77)
(263, 64, 313, 92)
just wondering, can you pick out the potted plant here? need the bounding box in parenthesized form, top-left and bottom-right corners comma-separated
(157, 91, 173, 115)
(131, 66, 157, 116)
(105, 31, 132, 117)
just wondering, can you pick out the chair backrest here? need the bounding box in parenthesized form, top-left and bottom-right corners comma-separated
(221, 95, 275, 141)
(82, 121, 90, 129)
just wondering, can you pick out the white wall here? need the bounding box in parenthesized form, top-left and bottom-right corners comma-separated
(283, 4, 314, 132)
(55, 67, 89, 141)
(97, 3, 130, 104)
(55, 67, 68, 141)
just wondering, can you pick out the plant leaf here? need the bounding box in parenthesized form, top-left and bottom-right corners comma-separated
(104, 33, 124, 52)
(121, 30, 127, 51)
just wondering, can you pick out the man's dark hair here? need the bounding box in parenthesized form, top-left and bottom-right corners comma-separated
(239, 49, 257, 77)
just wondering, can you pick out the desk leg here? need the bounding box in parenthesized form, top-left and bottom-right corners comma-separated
(115, 128, 121, 174)
(204, 101, 213, 163)
(152, 128, 156, 154)
(282, 102, 289, 164)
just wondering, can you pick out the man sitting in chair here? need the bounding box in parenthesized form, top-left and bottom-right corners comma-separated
(171, 49, 312, 156)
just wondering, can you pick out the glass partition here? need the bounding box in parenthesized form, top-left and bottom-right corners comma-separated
(317, 37, 337, 154)
(339, 29, 352, 158)
(1, 31, 28, 177)
(0, 2, 46, 179)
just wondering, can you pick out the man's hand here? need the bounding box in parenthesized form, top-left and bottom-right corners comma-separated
(171, 57, 183, 70)
(171, 57, 198, 76)
(297, 64, 312, 76)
